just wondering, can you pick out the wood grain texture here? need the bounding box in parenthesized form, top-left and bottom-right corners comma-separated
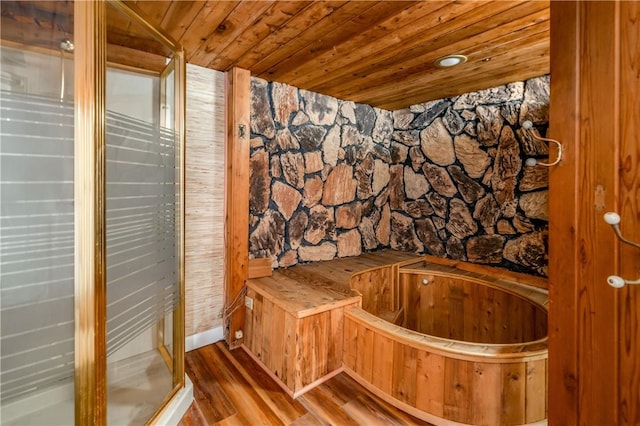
(3, 1, 550, 109)
(343, 312, 548, 425)
(180, 341, 432, 426)
(245, 274, 359, 395)
(400, 273, 547, 344)
(547, 2, 579, 423)
(618, 3, 640, 424)
(248, 257, 272, 279)
(549, 1, 640, 424)
(244, 251, 546, 424)
(185, 64, 226, 337)
(224, 67, 250, 349)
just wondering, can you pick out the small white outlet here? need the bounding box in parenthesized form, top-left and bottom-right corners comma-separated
(234, 330, 243, 339)
(245, 296, 254, 310)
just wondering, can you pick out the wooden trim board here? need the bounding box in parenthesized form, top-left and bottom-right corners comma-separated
(248, 258, 272, 279)
(224, 67, 251, 349)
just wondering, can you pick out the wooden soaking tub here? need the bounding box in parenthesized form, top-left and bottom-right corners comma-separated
(343, 257, 548, 426)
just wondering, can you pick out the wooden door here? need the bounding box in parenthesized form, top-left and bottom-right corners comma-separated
(549, 1, 640, 424)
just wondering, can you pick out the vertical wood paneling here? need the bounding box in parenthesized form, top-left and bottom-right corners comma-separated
(443, 358, 473, 424)
(549, 2, 627, 424)
(328, 308, 344, 372)
(349, 266, 395, 316)
(354, 324, 373, 382)
(283, 312, 296, 390)
(525, 359, 547, 423)
(415, 351, 444, 417)
(391, 341, 417, 406)
(260, 298, 274, 368)
(500, 363, 526, 425)
(371, 333, 393, 394)
(619, 2, 640, 424)
(470, 362, 501, 425)
(577, 3, 618, 423)
(548, 2, 579, 422)
(400, 274, 546, 344)
(185, 64, 226, 337)
(343, 316, 357, 371)
(224, 67, 250, 349)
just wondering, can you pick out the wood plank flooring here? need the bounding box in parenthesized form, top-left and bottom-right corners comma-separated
(180, 342, 433, 425)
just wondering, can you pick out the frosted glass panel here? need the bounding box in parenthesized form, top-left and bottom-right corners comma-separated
(106, 111, 179, 355)
(0, 91, 74, 401)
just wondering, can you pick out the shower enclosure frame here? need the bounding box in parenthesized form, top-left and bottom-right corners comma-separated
(74, 1, 185, 424)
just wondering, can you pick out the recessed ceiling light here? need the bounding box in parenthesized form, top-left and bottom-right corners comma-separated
(434, 54, 467, 68)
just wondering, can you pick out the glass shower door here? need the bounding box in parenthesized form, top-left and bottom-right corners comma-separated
(0, 2, 76, 423)
(105, 2, 183, 424)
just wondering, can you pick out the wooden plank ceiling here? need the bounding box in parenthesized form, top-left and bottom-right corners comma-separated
(1, 0, 550, 110)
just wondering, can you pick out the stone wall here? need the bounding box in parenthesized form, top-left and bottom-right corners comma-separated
(249, 78, 394, 267)
(389, 76, 550, 275)
(249, 75, 550, 276)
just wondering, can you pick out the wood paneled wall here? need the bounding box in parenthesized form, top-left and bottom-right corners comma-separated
(549, 2, 640, 424)
(185, 64, 226, 337)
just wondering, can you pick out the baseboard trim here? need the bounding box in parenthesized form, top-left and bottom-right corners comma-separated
(186, 326, 224, 352)
(153, 375, 194, 426)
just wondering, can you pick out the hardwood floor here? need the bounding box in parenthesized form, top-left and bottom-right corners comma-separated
(179, 342, 433, 425)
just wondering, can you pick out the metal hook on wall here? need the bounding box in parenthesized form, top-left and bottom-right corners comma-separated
(603, 211, 640, 288)
(522, 120, 563, 167)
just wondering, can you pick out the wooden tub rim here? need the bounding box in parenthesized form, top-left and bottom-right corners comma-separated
(347, 257, 549, 363)
(397, 267, 549, 311)
(345, 307, 548, 363)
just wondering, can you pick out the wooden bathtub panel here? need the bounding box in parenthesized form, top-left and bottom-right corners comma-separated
(371, 333, 393, 394)
(350, 266, 395, 316)
(343, 316, 358, 371)
(415, 351, 444, 417)
(471, 362, 502, 425)
(391, 341, 418, 406)
(343, 307, 547, 425)
(525, 359, 547, 422)
(354, 323, 374, 383)
(400, 273, 547, 344)
(269, 300, 286, 382)
(501, 362, 527, 425)
(443, 358, 474, 424)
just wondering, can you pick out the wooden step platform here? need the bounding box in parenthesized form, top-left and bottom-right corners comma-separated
(244, 250, 419, 397)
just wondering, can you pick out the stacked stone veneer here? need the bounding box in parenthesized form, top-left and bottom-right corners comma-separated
(249, 78, 394, 267)
(249, 75, 550, 276)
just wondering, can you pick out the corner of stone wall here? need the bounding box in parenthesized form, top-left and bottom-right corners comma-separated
(248, 75, 550, 276)
(388, 75, 550, 276)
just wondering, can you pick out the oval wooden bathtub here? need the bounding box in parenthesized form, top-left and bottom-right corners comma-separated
(343, 259, 548, 426)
